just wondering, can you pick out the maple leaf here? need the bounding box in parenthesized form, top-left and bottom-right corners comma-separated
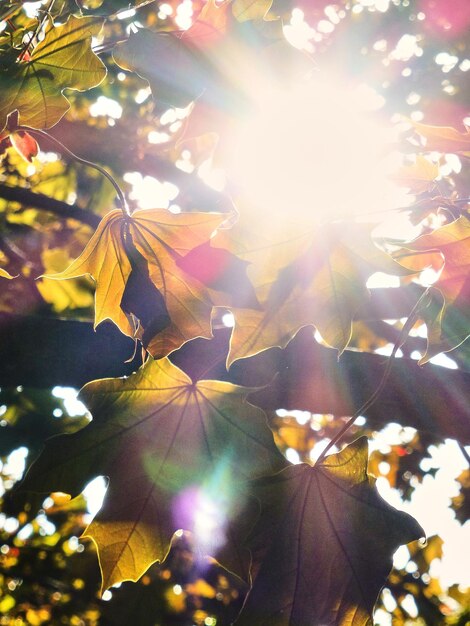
(412, 122, 470, 154)
(113, 1, 230, 108)
(232, 0, 274, 22)
(113, 30, 208, 108)
(20, 357, 287, 590)
(391, 155, 439, 194)
(0, 16, 106, 131)
(43, 209, 230, 358)
(222, 222, 410, 366)
(185, 0, 230, 46)
(235, 437, 424, 626)
(400, 216, 470, 363)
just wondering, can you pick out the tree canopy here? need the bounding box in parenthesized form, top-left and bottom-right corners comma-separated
(0, 0, 469, 624)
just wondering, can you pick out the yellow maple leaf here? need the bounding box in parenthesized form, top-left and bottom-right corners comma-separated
(222, 221, 410, 366)
(44, 209, 228, 358)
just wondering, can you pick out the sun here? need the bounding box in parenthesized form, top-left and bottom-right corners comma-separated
(227, 76, 407, 228)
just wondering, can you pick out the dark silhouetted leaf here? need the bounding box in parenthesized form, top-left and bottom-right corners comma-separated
(236, 437, 424, 626)
(120, 229, 171, 348)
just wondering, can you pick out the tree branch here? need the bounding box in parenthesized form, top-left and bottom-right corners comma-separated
(0, 183, 100, 228)
(0, 315, 468, 443)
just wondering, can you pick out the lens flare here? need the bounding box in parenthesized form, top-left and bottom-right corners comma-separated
(171, 457, 236, 562)
(228, 77, 407, 228)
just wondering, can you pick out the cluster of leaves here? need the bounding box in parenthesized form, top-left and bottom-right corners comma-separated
(1, 0, 469, 624)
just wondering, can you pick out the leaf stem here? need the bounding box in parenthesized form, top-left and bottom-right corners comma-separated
(315, 287, 431, 465)
(14, 125, 130, 217)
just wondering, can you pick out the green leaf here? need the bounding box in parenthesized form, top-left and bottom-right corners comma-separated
(0, 16, 106, 131)
(20, 357, 287, 590)
(236, 437, 424, 626)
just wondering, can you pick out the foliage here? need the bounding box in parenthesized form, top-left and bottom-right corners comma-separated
(0, 0, 469, 625)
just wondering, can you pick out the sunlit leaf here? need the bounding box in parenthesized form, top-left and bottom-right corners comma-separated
(391, 155, 439, 194)
(21, 357, 287, 590)
(224, 222, 409, 366)
(0, 16, 106, 131)
(236, 437, 424, 626)
(43, 209, 229, 358)
(413, 122, 470, 154)
(401, 216, 470, 362)
(186, 0, 230, 45)
(232, 0, 274, 22)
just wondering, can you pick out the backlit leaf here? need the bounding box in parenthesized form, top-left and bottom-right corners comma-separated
(232, 0, 274, 22)
(413, 122, 470, 154)
(224, 222, 409, 366)
(186, 0, 230, 45)
(21, 357, 287, 590)
(0, 16, 106, 131)
(401, 216, 470, 362)
(236, 437, 424, 626)
(391, 155, 439, 194)
(43, 209, 229, 358)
